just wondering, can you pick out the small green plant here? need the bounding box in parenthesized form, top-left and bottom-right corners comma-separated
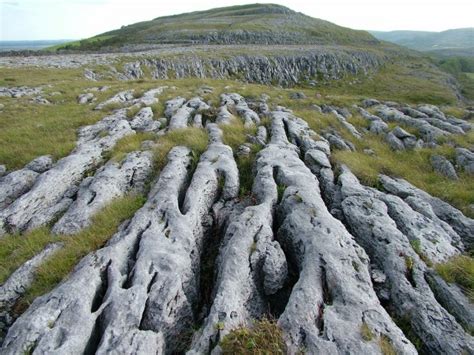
(277, 184, 286, 203)
(410, 239, 433, 267)
(220, 318, 287, 354)
(215, 321, 225, 331)
(360, 322, 374, 341)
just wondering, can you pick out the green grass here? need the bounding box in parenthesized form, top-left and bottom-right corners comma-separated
(220, 318, 287, 354)
(0, 195, 145, 309)
(435, 255, 474, 302)
(151, 127, 209, 172)
(106, 132, 156, 162)
(220, 118, 261, 196)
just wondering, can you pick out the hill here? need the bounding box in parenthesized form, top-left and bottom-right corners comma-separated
(57, 3, 379, 50)
(370, 28, 474, 51)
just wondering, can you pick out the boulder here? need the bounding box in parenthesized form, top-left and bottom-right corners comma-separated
(431, 155, 458, 180)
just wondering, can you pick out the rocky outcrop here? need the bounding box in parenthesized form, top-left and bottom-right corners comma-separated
(339, 169, 473, 354)
(431, 155, 458, 180)
(52, 151, 154, 235)
(1, 94, 473, 354)
(0, 243, 62, 341)
(0, 86, 42, 98)
(0, 110, 134, 236)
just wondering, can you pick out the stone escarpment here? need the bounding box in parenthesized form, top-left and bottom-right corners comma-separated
(88, 48, 387, 86)
(0, 90, 473, 354)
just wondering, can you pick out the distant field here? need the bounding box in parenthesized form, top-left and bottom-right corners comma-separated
(0, 40, 73, 52)
(466, 72, 474, 79)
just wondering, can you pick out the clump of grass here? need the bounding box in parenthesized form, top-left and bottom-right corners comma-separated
(106, 132, 156, 161)
(152, 127, 209, 172)
(1, 195, 145, 313)
(393, 316, 423, 351)
(379, 335, 397, 355)
(220, 118, 261, 196)
(360, 322, 374, 341)
(435, 255, 474, 302)
(220, 318, 287, 354)
(277, 184, 286, 203)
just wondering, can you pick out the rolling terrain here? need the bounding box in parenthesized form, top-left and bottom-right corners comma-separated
(0, 4, 473, 354)
(370, 28, 474, 52)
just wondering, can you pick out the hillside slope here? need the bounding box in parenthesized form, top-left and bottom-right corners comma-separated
(59, 4, 378, 50)
(370, 28, 474, 51)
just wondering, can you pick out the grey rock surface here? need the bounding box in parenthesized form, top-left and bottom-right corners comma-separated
(386, 132, 405, 150)
(129, 107, 161, 132)
(25, 155, 54, 173)
(1, 95, 472, 354)
(77, 92, 95, 104)
(0, 110, 135, 235)
(431, 155, 459, 180)
(456, 147, 474, 175)
(0, 165, 6, 178)
(0, 168, 39, 210)
(0, 86, 42, 98)
(52, 151, 153, 235)
(379, 174, 474, 250)
(0, 243, 63, 342)
(340, 169, 473, 354)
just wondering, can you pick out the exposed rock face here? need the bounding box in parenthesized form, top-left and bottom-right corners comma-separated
(0, 110, 134, 235)
(52, 151, 154, 235)
(0, 86, 42, 98)
(77, 92, 95, 104)
(456, 147, 474, 175)
(431, 155, 458, 180)
(0, 243, 63, 341)
(339, 169, 473, 354)
(1, 94, 473, 354)
(142, 51, 385, 86)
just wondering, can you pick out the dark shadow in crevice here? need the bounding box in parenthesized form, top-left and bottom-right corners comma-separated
(91, 260, 111, 313)
(121, 221, 151, 289)
(83, 312, 104, 355)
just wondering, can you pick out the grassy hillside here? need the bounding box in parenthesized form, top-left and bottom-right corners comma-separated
(56, 4, 379, 51)
(370, 28, 474, 51)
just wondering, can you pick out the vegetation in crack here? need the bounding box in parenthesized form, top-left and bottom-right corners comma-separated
(220, 118, 261, 197)
(219, 318, 287, 354)
(435, 255, 474, 302)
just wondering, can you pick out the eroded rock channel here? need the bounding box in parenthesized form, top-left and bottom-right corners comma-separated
(0, 89, 473, 354)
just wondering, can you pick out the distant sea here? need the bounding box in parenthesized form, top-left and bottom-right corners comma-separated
(0, 40, 73, 52)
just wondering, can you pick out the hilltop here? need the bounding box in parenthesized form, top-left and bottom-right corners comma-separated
(57, 3, 379, 50)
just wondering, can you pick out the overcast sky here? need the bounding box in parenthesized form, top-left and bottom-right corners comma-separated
(1, 0, 473, 41)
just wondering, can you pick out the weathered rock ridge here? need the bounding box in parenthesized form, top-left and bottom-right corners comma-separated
(1, 90, 473, 354)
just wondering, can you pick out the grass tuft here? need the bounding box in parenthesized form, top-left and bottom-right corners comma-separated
(379, 335, 397, 355)
(220, 318, 287, 354)
(360, 322, 374, 341)
(435, 255, 474, 302)
(220, 118, 261, 196)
